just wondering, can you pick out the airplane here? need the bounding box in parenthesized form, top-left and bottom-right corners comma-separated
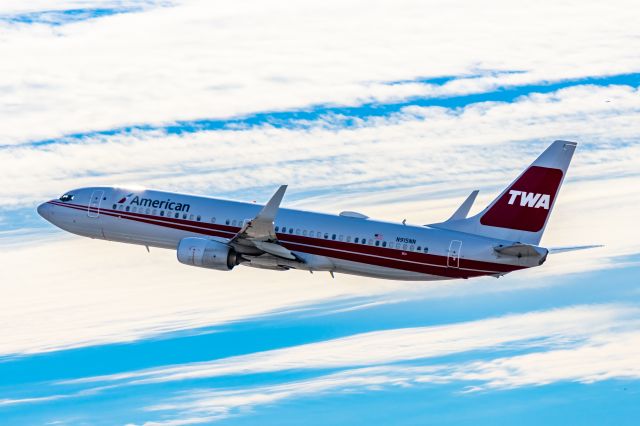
(37, 140, 599, 281)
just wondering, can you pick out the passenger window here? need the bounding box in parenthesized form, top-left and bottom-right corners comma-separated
(132, 207, 137, 213)
(309, 231, 314, 237)
(275, 226, 279, 232)
(303, 230, 307, 236)
(225, 219, 230, 225)
(112, 204, 117, 209)
(339, 235, 344, 241)
(296, 228, 301, 235)
(403, 244, 407, 250)
(417, 246, 421, 252)
(175, 212, 180, 218)
(423, 247, 429, 253)
(197, 216, 201, 221)
(183, 213, 187, 219)
(362, 239, 367, 245)
(324, 233, 329, 239)
(125, 206, 130, 212)
(332, 234, 336, 240)
(210, 217, 215, 223)
(152, 209, 157, 215)
(410, 245, 414, 251)
(160, 211, 165, 216)
(232, 220, 237, 226)
(146, 208, 150, 214)
(375, 240, 380, 246)
(346, 236, 351, 243)
(354, 237, 359, 243)
(396, 243, 401, 249)
(382, 241, 387, 247)
(289, 228, 294, 234)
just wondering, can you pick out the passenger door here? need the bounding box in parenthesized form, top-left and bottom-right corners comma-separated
(447, 240, 462, 268)
(88, 190, 104, 218)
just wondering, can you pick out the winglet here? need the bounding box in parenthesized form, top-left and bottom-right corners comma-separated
(257, 185, 287, 222)
(231, 185, 287, 242)
(445, 190, 479, 222)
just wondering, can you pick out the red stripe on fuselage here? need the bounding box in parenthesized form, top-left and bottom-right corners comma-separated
(48, 200, 525, 278)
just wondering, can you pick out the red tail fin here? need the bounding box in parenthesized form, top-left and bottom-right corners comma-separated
(430, 140, 577, 245)
(480, 166, 563, 232)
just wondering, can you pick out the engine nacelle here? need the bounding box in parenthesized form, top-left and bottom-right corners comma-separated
(177, 237, 240, 271)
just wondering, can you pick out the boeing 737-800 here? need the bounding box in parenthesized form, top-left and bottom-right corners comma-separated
(37, 140, 597, 281)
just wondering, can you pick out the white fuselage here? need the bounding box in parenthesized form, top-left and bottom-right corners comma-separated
(38, 186, 539, 281)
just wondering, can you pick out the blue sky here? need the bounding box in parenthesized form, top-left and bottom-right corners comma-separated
(1, 1, 640, 425)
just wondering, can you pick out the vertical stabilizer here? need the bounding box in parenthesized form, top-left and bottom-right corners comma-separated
(430, 141, 577, 245)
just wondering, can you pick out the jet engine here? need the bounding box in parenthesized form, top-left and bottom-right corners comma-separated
(177, 237, 240, 271)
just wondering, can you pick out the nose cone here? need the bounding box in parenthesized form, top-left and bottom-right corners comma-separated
(37, 202, 53, 222)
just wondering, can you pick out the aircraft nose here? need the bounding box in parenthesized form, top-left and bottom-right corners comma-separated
(37, 202, 53, 221)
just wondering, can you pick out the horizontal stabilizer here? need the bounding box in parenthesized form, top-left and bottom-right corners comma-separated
(494, 243, 548, 258)
(548, 245, 603, 254)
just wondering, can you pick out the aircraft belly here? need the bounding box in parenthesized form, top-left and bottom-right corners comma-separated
(330, 257, 449, 281)
(100, 214, 182, 249)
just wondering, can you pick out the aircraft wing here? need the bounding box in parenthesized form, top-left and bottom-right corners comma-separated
(229, 185, 297, 260)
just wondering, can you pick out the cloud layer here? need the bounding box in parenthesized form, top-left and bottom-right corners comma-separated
(1, 0, 640, 144)
(2, 2, 639, 424)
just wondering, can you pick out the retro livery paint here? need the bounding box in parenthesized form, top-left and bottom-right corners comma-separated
(37, 141, 595, 281)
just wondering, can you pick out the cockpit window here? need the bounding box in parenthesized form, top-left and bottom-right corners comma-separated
(59, 193, 74, 202)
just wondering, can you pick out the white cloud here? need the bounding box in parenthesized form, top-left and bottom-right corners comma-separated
(119, 304, 640, 424)
(2, 84, 639, 211)
(66, 304, 638, 385)
(444, 330, 640, 390)
(5, 302, 639, 424)
(0, 235, 399, 356)
(2, 0, 639, 365)
(1, 0, 639, 144)
(137, 331, 640, 424)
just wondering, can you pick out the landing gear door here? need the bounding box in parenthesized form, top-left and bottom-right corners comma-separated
(447, 240, 462, 268)
(88, 190, 104, 218)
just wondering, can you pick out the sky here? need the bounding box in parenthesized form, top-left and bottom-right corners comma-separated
(1, 0, 640, 424)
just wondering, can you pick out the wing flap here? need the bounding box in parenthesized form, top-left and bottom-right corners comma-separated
(253, 240, 296, 260)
